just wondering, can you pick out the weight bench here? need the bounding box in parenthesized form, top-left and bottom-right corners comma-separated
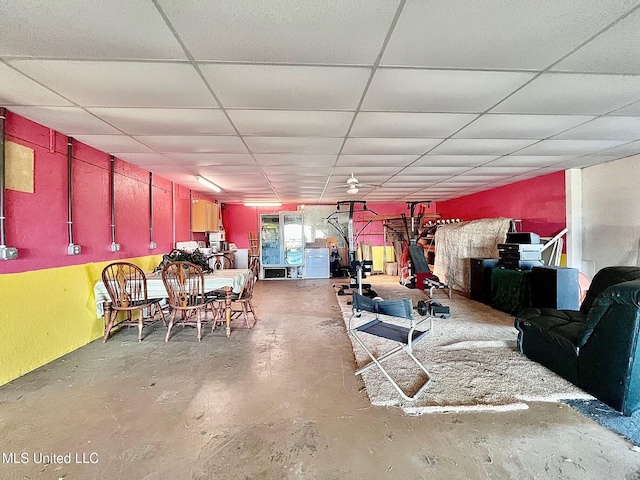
(349, 293, 433, 401)
(424, 277, 452, 299)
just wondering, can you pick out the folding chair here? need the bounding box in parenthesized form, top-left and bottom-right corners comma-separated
(349, 293, 433, 401)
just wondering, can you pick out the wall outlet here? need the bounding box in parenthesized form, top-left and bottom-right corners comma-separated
(0, 246, 18, 260)
(110, 242, 121, 252)
(67, 244, 81, 255)
(149, 241, 157, 250)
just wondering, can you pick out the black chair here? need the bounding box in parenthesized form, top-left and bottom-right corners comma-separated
(349, 293, 433, 401)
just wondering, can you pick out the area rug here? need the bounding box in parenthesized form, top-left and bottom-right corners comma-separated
(336, 282, 593, 414)
(563, 399, 640, 446)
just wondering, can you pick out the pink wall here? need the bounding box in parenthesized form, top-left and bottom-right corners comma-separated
(0, 111, 218, 274)
(437, 171, 566, 237)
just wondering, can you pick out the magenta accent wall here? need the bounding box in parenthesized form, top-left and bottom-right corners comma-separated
(223, 203, 298, 249)
(436, 171, 566, 237)
(0, 111, 217, 274)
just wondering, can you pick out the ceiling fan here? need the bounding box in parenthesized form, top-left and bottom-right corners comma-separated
(331, 174, 381, 195)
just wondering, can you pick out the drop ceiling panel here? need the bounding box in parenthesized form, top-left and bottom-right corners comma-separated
(351, 112, 477, 138)
(342, 137, 441, 155)
(261, 166, 331, 176)
(201, 64, 371, 110)
(244, 137, 343, 154)
(158, 0, 398, 64)
(228, 110, 353, 136)
(455, 114, 595, 139)
(195, 165, 263, 175)
(552, 9, 640, 74)
(493, 73, 640, 115)
(254, 154, 337, 166)
(429, 139, 537, 156)
(486, 156, 573, 167)
(586, 140, 640, 158)
(462, 166, 540, 176)
(381, 0, 635, 70)
(162, 153, 256, 166)
(8, 61, 215, 108)
(73, 135, 153, 153)
(401, 166, 472, 176)
(7, 106, 119, 134)
(515, 139, 627, 156)
(0, 1, 185, 60)
(0, 64, 72, 106)
(87, 108, 235, 135)
(134, 135, 247, 153)
(611, 101, 640, 116)
(558, 155, 626, 169)
(336, 154, 419, 167)
(415, 155, 497, 167)
(552, 116, 640, 140)
(362, 69, 535, 112)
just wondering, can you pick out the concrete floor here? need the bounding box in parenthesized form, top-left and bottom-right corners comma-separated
(1, 276, 640, 479)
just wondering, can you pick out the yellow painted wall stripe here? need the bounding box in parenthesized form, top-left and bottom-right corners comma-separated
(0, 255, 164, 386)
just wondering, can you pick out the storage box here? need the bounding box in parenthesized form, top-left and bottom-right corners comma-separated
(385, 262, 398, 276)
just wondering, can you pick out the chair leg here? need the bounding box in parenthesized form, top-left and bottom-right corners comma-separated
(242, 303, 251, 330)
(103, 310, 117, 343)
(165, 310, 177, 342)
(197, 310, 202, 341)
(156, 302, 167, 326)
(138, 317, 144, 342)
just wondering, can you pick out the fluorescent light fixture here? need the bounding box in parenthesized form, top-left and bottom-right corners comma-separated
(244, 202, 282, 207)
(195, 176, 221, 192)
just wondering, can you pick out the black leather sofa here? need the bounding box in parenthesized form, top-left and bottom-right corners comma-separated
(514, 266, 640, 415)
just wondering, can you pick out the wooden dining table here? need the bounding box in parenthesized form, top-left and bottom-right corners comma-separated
(93, 268, 251, 337)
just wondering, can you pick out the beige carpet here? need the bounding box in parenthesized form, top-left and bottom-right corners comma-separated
(337, 280, 593, 414)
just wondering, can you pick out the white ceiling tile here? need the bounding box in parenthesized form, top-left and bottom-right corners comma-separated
(414, 155, 497, 167)
(87, 108, 234, 135)
(72, 135, 153, 153)
(362, 69, 535, 112)
(135, 136, 247, 153)
(332, 166, 402, 176)
(558, 155, 626, 169)
(0, 1, 185, 60)
(8, 60, 215, 108)
(462, 166, 539, 176)
(429, 139, 536, 155)
(402, 166, 472, 176)
(351, 112, 477, 137)
(6, 106, 118, 134)
(493, 73, 640, 115)
(486, 156, 573, 167)
(261, 166, 330, 176)
(159, 0, 398, 64)
(201, 64, 371, 110)
(515, 139, 627, 156)
(163, 153, 256, 166)
(342, 137, 441, 155)
(585, 140, 640, 158)
(552, 116, 640, 141)
(229, 110, 353, 136)
(455, 114, 595, 139)
(382, 0, 636, 70)
(244, 137, 343, 154)
(254, 154, 337, 166)
(336, 155, 420, 167)
(0, 63, 72, 106)
(552, 9, 640, 74)
(610, 101, 640, 116)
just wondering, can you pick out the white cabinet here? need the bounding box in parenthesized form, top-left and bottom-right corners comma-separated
(304, 248, 329, 279)
(260, 212, 304, 279)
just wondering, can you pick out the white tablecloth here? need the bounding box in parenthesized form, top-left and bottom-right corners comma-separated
(93, 269, 250, 317)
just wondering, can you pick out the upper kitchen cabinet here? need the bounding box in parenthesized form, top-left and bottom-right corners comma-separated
(191, 199, 219, 232)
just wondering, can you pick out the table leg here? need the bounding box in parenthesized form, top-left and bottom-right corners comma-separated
(224, 286, 232, 337)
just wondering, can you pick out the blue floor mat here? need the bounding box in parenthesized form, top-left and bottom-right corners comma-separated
(563, 399, 640, 446)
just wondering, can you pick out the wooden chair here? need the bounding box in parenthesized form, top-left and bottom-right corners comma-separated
(213, 270, 257, 331)
(101, 262, 166, 342)
(161, 261, 216, 341)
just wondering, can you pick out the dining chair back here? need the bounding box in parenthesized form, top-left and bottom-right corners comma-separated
(101, 262, 166, 342)
(161, 261, 215, 341)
